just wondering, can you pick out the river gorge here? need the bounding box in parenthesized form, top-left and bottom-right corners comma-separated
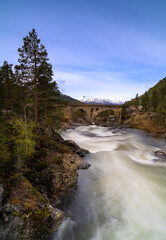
(51, 125, 166, 240)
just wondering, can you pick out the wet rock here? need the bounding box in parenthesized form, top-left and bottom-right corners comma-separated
(47, 205, 65, 232)
(153, 159, 159, 162)
(64, 140, 89, 157)
(155, 150, 166, 160)
(75, 158, 91, 169)
(63, 140, 80, 151)
(75, 148, 89, 157)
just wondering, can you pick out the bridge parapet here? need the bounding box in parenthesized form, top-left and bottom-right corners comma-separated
(63, 103, 122, 122)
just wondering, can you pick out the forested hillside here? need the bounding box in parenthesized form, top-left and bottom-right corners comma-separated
(127, 77, 166, 113)
(120, 77, 166, 134)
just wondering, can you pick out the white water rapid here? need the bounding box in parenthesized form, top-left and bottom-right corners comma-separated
(52, 125, 166, 240)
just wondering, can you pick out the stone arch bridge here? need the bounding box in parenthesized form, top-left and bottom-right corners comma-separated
(63, 104, 122, 123)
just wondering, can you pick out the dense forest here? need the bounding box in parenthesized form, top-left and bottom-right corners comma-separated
(0, 29, 66, 178)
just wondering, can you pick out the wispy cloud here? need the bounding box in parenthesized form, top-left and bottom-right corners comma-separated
(52, 18, 166, 101)
(55, 70, 156, 101)
(1, 0, 166, 101)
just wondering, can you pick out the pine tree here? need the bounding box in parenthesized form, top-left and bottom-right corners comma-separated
(135, 93, 139, 107)
(151, 89, 159, 111)
(16, 29, 48, 122)
(37, 61, 59, 135)
(0, 61, 15, 112)
(141, 91, 149, 111)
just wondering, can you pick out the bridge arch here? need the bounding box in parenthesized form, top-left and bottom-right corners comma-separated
(74, 109, 87, 121)
(96, 109, 115, 118)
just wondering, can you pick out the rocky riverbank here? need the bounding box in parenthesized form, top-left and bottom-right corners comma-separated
(120, 106, 166, 140)
(0, 133, 90, 240)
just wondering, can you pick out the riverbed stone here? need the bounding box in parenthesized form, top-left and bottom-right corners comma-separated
(64, 140, 89, 157)
(155, 150, 166, 160)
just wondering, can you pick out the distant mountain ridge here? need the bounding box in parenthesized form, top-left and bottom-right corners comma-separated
(79, 96, 123, 105)
(58, 94, 82, 104)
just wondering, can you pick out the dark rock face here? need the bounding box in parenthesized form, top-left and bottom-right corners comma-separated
(63, 140, 89, 157)
(75, 157, 91, 169)
(28, 153, 79, 206)
(0, 135, 90, 240)
(63, 140, 91, 169)
(0, 176, 65, 240)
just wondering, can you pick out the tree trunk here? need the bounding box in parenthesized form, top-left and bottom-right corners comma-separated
(34, 56, 38, 123)
(44, 102, 47, 136)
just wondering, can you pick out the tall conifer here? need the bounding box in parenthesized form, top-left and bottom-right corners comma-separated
(37, 61, 59, 135)
(17, 29, 48, 122)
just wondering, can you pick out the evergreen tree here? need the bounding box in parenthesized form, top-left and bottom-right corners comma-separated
(37, 61, 59, 135)
(16, 29, 48, 122)
(135, 93, 139, 107)
(141, 91, 149, 111)
(0, 61, 16, 112)
(151, 89, 159, 111)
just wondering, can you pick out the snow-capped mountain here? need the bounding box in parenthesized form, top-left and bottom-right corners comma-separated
(79, 96, 123, 105)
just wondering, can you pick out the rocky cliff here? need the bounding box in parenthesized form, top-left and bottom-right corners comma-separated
(0, 134, 90, 240)
(122, 106, 166, 136)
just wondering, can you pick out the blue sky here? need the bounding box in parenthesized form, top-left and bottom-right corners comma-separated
(1, 0, 166, 101)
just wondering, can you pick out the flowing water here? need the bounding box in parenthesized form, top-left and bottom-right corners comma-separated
(52, 125, 166, 240)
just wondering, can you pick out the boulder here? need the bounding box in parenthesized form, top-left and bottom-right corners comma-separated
(155, 150, 166, 160)
(75, 158, 91, 169)
(63, 140, 89, 157)
(137, 106, 143, 111)
(75, 148, 89, 157)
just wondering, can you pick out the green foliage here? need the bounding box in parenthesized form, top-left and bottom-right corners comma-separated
(17, 29, 48, 84)
(0, 29, 71, 180)
(136, 77, 166, 113)
(0, 117, 38, 177)
(0, 61, 19, 112)
(141, 91, 149, 111)
(30, 207, 50, 220)
(0, 119, 14, 176)
(12, 119, 36, 160)
(49, 139, 71, 153)
(31, 187, 47, 204)
(135, 93, 139, 107)
(151, 89, 159, 111)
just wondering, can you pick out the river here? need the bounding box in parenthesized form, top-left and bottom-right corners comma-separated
(52, 125, 166, 240)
